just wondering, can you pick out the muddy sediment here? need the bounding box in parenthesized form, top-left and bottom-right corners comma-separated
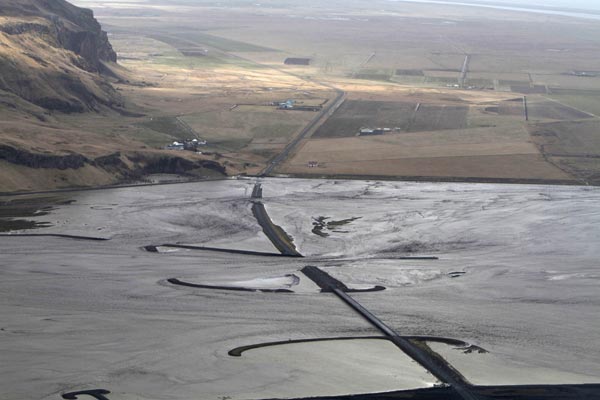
(311, 216, 361, 237)
(0, 196, 74, 232)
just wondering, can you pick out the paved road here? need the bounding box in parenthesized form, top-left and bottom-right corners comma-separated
(459, 54, 471, 88)
(251, 182, 263, 199)
(250, 184, 302, 257)
(251, 201, 303, 257)
(259, 89, 346, 177)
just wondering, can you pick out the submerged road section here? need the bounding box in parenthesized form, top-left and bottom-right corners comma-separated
(251, 183, 303, 257)
(252, 202, 302, 257)
(301, 265, 480, 400)
(144, 183, 302, 258)
(301, 265, 385, 292)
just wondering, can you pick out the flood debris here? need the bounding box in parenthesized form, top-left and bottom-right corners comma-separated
(311, 216, 362, 237)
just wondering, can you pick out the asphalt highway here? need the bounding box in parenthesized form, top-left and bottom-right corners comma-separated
(259, 89, 346, 177)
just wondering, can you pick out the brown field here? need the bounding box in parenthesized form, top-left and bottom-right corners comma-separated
(551, 157, 600, 185)
(313, 100, 414, 138)
(282, 125, 573, 181)
(313, 100, 469, 138)
(547, 94, 600, 117)
(539, 74, 600, 91)
(511, 85, 548, 94)
(283, 154, 571, 181)
(530, 120, 600, 184)
(527, 99, 594, 121)
(395, 69, 425, 76)
(410, 104, 469, 132)
(482, 100, 525, 117)
(531, 120, 600, 156)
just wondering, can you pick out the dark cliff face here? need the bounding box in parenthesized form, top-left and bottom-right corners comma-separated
(0, 145, 227, 182)
(0, 0, 121, 112)
(0, 145, 88, 170)
(0, 0, 117, 69)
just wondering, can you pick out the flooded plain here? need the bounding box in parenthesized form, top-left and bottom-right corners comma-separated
(1, 178, 599, 399)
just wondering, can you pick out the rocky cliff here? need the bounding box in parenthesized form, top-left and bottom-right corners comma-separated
(0, 0, 121, 112)
(0, 145, 227, 193)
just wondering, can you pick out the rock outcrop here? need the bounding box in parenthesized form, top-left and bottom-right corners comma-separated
(0, 145, 88, 169)
(0, 0, 121, 112)
(0, 145, 227, 186)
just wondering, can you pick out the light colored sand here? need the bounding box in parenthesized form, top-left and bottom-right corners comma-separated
(173, 274, 321, 293)
(230, 339, 438, 399)
(428, 342, 600, 385)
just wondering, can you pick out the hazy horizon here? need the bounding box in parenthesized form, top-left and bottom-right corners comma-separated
(413, 0, 600, 11)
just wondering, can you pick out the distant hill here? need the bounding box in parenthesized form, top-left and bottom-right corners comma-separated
(0, 0, 122, 112)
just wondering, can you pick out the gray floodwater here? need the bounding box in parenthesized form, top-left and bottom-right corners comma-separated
(1, 178, 599, 399)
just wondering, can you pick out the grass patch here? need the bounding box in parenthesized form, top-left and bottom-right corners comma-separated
(178, 31, 279, 53)
(424, 76, 458, 85)
(251, 123, 301, 139)
(464, 78, 494, 88)
(125, 126, 178, 148)
(152, 51, 267, 71)
(138, 117, 189, 138)
(390, 75, 427, 85)
(209, 138, 253, 151)
(354, 68, 392, 81)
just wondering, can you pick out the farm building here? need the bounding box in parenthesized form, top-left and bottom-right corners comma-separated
(359, 127, 390, 136)
(284, 57, 311, 65)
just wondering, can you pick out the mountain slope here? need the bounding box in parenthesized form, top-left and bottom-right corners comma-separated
(0, 0, 121, 112)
